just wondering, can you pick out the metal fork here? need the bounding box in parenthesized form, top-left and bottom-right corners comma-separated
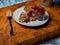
(6, 10, 14, 35)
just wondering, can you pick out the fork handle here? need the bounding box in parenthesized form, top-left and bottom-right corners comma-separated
(9, 19, 14, 35)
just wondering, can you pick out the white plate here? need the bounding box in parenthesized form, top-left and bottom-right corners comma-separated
(13, 7, 49, 27)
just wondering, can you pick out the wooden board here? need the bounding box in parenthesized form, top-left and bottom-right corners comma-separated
(0, 0, 60, 45)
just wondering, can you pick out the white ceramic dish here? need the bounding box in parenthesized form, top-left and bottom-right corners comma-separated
(13, 7, 49, 27)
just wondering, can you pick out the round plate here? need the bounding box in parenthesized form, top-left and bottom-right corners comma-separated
(13, 7, 49, 27)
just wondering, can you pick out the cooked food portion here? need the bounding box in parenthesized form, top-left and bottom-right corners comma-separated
(19, 12, 29, 22)
(19, 6, 45, 23)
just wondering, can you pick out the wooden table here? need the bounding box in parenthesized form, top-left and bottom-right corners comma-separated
(0, 0, 60, 45)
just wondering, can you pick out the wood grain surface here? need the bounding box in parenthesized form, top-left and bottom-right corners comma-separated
(0, 0, 60, 45)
